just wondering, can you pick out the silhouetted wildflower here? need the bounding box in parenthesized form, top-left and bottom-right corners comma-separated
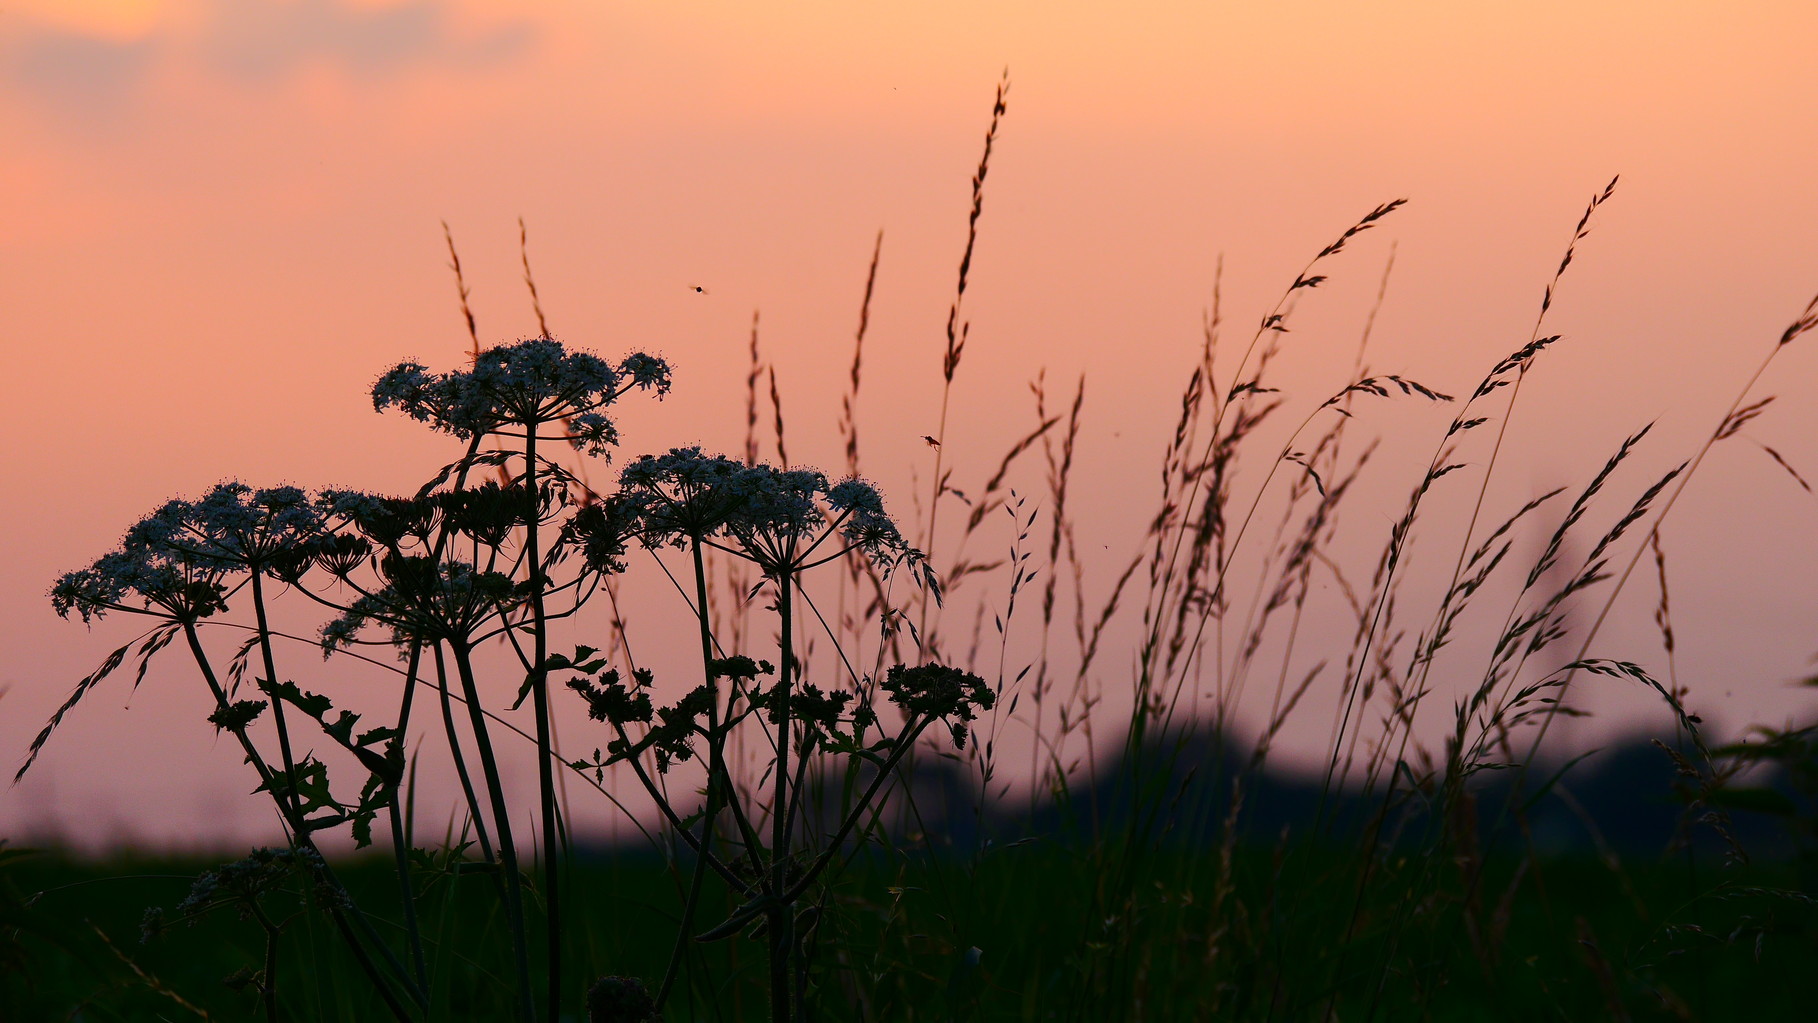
(372, 337, 670, 455)
(619, 446, 750, 543)
(561, 492, 647, 574)
(879, 663, 996, 748)
(319, 490, 440, 549)
(608, 448, 917, 578)
(319, 558, 523, 651)
(52, 482, 332, 623)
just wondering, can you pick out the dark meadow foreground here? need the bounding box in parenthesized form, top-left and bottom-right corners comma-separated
(6, 736, 1818, 1021)
(8, 83, 1818, 1021)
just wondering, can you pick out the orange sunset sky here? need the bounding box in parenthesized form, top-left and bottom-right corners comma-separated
(4, 0, 1817, 850)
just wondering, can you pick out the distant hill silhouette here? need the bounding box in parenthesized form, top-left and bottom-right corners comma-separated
(569, 724, 1806, 875)
(766, 724, 1803, 863)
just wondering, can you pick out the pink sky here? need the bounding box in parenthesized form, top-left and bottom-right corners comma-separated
(4, 0, 1817, 851)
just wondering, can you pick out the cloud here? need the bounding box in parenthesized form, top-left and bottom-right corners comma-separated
(0, 1, 536, 120)
(198, 0, 535, 83)
(0, 25, 158, 118)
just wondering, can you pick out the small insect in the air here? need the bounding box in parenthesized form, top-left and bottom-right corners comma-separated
(922, 436, 940, 448)
(689, 285, 709, 295)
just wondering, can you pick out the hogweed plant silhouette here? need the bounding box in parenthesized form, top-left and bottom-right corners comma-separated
(34, 335, 992, 1023)
(23, 76, 1818, 1021)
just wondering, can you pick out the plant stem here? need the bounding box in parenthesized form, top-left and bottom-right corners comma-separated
(656, 541, 731, 1009)
(433, 643, 498, 867)
(253, 905, 282, 1023)
(389, 641, 431, 993)
(181, 621, 419, 1021)
(783, 717, 925, 903)
(450, 640, 536, 1023)
(250, 571, 305, 826)
(770, 570, 795, 1022)
(522, 426, 563, 1022)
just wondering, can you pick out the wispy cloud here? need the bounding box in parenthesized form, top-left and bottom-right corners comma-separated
(1, 0, 536, 121)
(0, 26, 158, 119)
(197, 0, 535, 83)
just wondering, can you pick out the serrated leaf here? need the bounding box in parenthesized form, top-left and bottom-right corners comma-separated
(354, 726, 397, 749)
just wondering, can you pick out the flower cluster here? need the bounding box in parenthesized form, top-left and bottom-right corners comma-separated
(438, 481, 554, 547)
(372, 338, 671, 455)
(561, 494, 645, 574)
(308, 477, 577, 649)
(320, 557, 524, 651)
(319, 489, 439, 549)
(567, 667, 718, 772)
(175, 847, 305, 919)
(618, 446, 750, 542)
(596, 446, 915, 576)
(566, 667, 656, 731)
(51, 482, 328, 623)
(878, 663, 996, 749)
(51, 546, 227, 623)
(827, 476, 908, 563)
(748, 680, 865, 744)
(152, 483, 325, 569)
(567, 657, 787, 773)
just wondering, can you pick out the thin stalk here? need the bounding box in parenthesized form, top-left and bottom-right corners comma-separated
(656, 540, 730, 1010)
(918, 73, 1008, 651)
(522, 425, 563, 1022)
(388, 640, 430, 993)
(605, 716, 755, 894)
(449, 640, 537, 1023)
(249, 569, 425, 1007)
(692, 589, 936, 1002)
(433, 642, 497, 867)
(781, 716, 927, 904)
(245, 903, 284, 1022)
(250, 571, 305, 826)
(770, 570, 796, 1022)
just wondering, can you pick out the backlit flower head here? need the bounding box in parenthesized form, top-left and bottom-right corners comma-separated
(167, 483, 325, 569)
(372, 337, 670, 455)
(561, 492, 649, 575)
(439, 481, 551, 548)
(878, 662, 996, 749)
(827, 477, 910, 565)
(318, 556, 523, 651)
(726, 466, 829, 543)
(725, 466, 914, 575)
(52, 546, 227, 623)
(318, 490, 439, 549)
(52, 482, 324, 622)
(609, 452, 916, 575)
(618, 446, 750, 544)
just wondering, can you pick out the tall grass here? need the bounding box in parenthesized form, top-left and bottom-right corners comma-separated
(11, 80, 1818, 1023)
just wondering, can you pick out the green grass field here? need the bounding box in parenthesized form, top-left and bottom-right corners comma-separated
(6, 833, 1815, 1021)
